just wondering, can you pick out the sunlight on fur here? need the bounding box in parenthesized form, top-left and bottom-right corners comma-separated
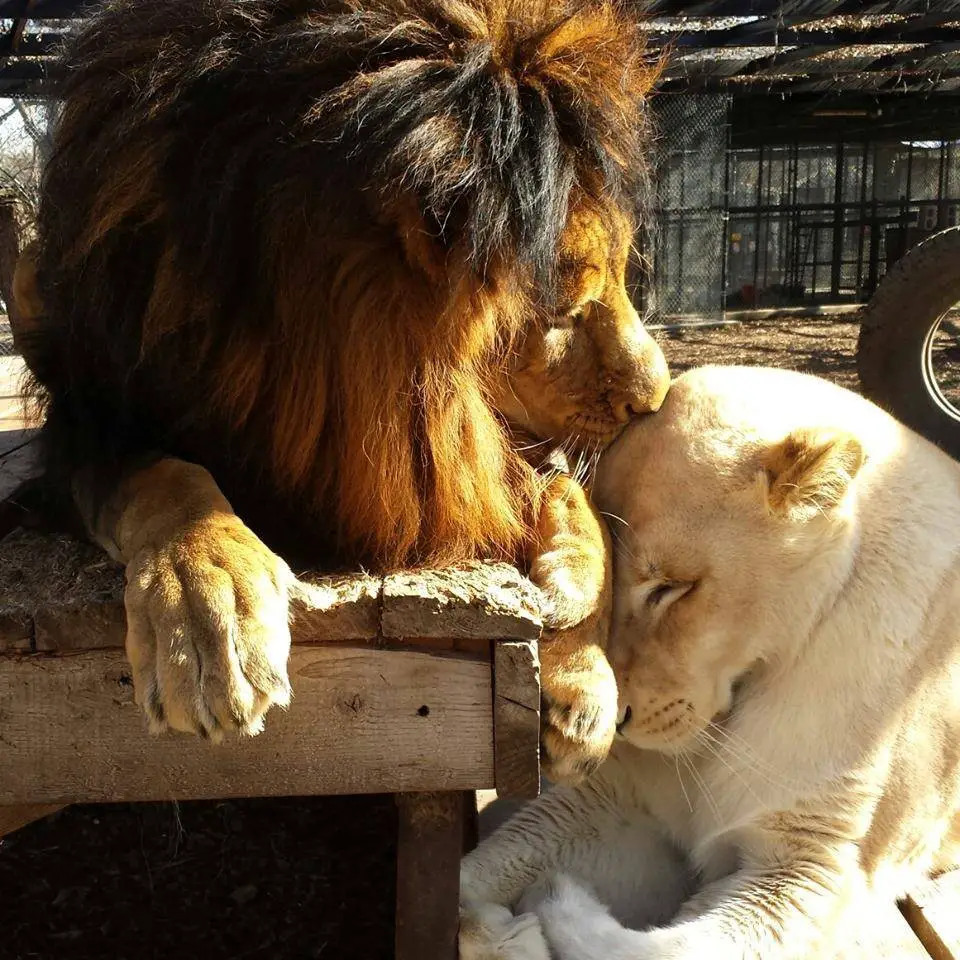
(10, 0, 666, 763)
(460, 365, 960, 960)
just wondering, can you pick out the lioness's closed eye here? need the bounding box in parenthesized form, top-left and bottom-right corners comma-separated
(460, 365, 960, 960)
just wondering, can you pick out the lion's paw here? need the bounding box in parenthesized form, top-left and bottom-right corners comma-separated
(123, 512, 294, 740)
(539, 637, 618, 785)
(460, 902, 551, 960)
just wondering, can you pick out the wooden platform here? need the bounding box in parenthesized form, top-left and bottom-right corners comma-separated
(0, 525, 542, 805)
(0, 413, 542, 960)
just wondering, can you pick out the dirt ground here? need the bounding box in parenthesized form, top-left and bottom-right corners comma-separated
(0, 314, 955, 960)
(659, 318, 862, 391)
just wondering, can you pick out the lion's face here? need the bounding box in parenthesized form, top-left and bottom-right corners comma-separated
(492, 207, 669, 457)
(593, 367, 872, 756)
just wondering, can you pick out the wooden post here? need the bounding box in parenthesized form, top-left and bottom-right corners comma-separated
(0, 200, 19, 327)
(395, 791, 463, 960)
(493, 640, 541, 800)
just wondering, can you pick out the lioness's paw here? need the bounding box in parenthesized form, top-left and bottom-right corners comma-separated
(459, 902, 551, 960)
(520, 874, 621, 960)
(540, 636, 618, 785)
(124, 513, 293, 740)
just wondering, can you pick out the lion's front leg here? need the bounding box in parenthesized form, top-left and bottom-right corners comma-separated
(529, 474, 617, 784)
(81, 457, 294, 740)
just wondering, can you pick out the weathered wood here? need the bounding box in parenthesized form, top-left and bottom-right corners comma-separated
(0, 528, 124, 638)
(0, 647, 494, 804)
(395, 791, 462, 960)
(492, 640, 540, 800)
(0, 529, 543, 653)
(0, 803, 65, 838)
(0, 427, 36, 459)
(291, 575, 381, 641)
(382, 565, 542, 641)
(901, 870, 960, 960)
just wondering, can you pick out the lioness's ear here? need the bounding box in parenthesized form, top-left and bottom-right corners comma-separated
(760, 427, 865, 520)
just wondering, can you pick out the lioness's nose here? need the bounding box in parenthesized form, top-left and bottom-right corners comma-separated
(611, 336, 670, 422)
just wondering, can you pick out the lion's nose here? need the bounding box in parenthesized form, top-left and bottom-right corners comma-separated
(611, 345, 670, 422)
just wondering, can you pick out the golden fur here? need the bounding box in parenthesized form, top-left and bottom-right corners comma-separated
(461, 366, 960, 960)
(14, 0, 667, 772)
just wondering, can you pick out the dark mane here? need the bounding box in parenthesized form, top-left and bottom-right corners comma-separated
(22, 0, 659, 570)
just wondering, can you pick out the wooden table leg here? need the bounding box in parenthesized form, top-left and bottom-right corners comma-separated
(395, 791, 464, 960)
(462, 790, 479, 854)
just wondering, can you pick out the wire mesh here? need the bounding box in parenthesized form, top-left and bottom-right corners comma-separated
(646, 107, 960, 317)
(646, 94, 731, 319)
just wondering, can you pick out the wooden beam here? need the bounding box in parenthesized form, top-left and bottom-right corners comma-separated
(381, 568, 541, 641)
(5, 0, 39, 55)
(492, 640, 540, 800)
(395, 792, 463, 960)
(0, 525, 544, 653)
(0, 646, 495, 804)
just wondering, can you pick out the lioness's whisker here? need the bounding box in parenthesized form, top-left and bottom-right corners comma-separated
(695, 718, 802, 793)
(675, 755, 694, 814)
(679, 750, 723, 826)
(694, 729, 767, 809)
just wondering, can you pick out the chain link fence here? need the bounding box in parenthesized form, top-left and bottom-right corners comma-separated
(645, 94, 731, 319)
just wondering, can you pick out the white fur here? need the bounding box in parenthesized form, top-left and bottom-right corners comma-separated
(460, 366, 960, 960)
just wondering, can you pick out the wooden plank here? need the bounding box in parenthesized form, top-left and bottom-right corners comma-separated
(0, 803, 64, 838)
(382, 565, 542, 641)
(289, 574, 381, 642)
(902, 870, 960, 960)
(395, 791, 462, 960)
(0, 530, 543, 652)
(492, 640, 540, 800)
(0, 647, 495, 804)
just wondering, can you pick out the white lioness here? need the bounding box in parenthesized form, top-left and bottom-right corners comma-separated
(460, 365, 960, 960)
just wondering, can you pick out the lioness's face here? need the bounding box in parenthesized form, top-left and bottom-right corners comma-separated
(493, 207, 669, 455)
(593, 367, 868, 756)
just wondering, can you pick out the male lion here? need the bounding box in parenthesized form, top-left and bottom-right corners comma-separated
(460, 365, 960, 959)
(11, 0, 668, 778)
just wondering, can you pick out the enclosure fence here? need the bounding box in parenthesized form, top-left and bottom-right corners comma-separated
(649, 98, 960, 319)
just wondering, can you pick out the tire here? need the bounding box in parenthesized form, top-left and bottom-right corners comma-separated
(857, 225, 960, 461)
